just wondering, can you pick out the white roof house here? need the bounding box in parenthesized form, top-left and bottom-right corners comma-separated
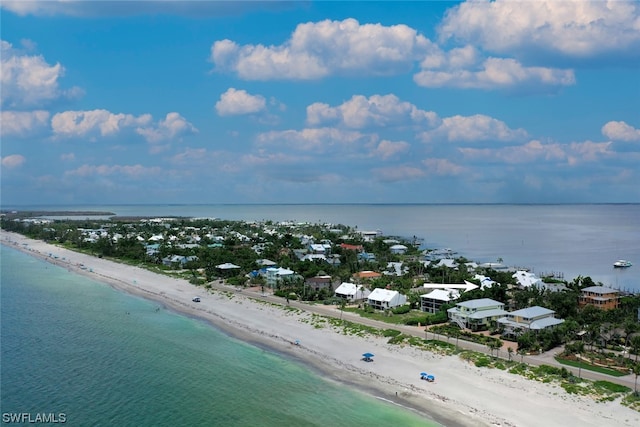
(389, 244, 408, 254)
(266, 267, 296, 288)
(334, 282, 371, 302)
(367, 288, 407, 310)
(512, 271, 543, 288)
(420, 289, 460, 314)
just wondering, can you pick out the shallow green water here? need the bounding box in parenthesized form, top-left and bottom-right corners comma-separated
(1, 246, 438, 426)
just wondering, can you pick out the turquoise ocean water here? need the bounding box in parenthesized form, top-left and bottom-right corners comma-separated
(0, 246, 437, 426)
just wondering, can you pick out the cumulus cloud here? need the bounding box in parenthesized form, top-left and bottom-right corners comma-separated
(211, 18, 434, 80)
(51, 109, 196, 146)
(460, 140, 566, 164)
(1, 154, 26, 168)
(65, 164, 162, 177)
(415, 57, 575, 90)
(256, 128, 372, 154)
(215, 88, 267, 116)
(439, 0, 640, 61)
(0, 110, 50, 137)
(371, 140, 410, 160)
(136, 112, 198, 143)
(51, 109, 152, 138)
(1, 40, 82, 108)
(602, 121, 640, 142)
(307, 94, 439, 129)
(420, 114, 528, 143)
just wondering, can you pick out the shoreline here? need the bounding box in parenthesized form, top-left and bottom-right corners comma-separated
(2, 230, 639, 427)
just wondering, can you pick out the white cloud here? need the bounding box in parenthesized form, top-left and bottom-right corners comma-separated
(136, 112, 198, 143)
(602, 121, 640, 142)
(211, 18, 434, 80)
(307, 94, 439, 128)
(51, 110, 196, 145)
(371, 140, 410, 160)
(256, 128, 371, 154)
(439, 0, 640, 60)
(415, 57, 575, 90)
(65, 164, 162, 177)
(0, 110, 50, 137)
(215, 88, 267, 116)
(460, 140, 566, 164)
(420, 114, 528, 143)
(51, 109, 152, 138)
(60, 153, 75, 161)
(1, 154, 26, 168)
(1, 40, 82, 108)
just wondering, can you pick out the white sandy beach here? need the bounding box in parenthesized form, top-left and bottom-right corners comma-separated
(2, 230, 639, 427)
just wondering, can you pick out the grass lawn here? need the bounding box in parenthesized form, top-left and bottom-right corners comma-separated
(555, 357, 628, 377)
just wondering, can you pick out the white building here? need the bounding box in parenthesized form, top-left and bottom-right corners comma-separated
(367, 288, 407, 311)
(334, 282, 371, 302)
(420, 289, 460, 314)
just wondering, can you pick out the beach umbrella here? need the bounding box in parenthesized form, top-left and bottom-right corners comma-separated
(420, 372, 428, 377)
(426, 375, 435, 381)
(362, 352, 374, 358)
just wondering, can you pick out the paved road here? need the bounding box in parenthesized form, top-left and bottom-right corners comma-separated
(213, 282, 639, 390)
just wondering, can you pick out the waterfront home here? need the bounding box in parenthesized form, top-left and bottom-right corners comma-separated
(305, 275, 334, 292)
(266, 267, 296, 288)
(497, 306, 564, 338)
(162, 255, 198, 267)
(447, 298, 508, 331)
(579, 286, 620, 310)
(473, 274, 496, 289)
(360, 230, 381, 242)
(334, 282, 371, 302)
(512, 270, 543, 288)
(420, 289, 460, 314)
(436, 258, 458, 269)
(367, 288, 407, 311)
(389, 244, 408, 255)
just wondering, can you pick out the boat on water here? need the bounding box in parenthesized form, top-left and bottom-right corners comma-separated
(613, 260, 632, 268)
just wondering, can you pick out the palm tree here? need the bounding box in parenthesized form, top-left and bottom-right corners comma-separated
(507, 347, 514, 362)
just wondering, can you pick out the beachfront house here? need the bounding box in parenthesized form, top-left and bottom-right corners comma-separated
(447, 298, 508, 331)
(367, 288, 407, 311)
(420, 289, 460, 314)
(512, 271, 543, 288)
(266, 267, 296, 289)
(497, 306, 564, 338)
(579, 286, 620, 310)
(305, 275, 334, 292)
(389, 244, 408, 255)
(334, 282, 370, 302)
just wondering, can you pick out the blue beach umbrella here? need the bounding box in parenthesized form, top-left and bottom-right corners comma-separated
(362, 352, 374, 358)
(426, 375, 435, 381)
(420, 372, 428, 377)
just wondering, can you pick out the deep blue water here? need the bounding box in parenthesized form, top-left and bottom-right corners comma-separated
(0, 246, 436, 426)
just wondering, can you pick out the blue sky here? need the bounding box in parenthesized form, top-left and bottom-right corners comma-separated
(1, 0, 639, 205)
